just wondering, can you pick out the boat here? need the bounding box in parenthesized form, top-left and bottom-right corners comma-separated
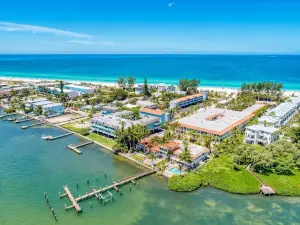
(41, 135, 53, 140)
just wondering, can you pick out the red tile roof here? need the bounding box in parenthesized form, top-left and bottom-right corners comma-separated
(173, 93, 206, 103)
(140, 108, 165, 116)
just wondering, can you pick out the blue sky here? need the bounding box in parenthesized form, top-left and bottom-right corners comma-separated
(0, 0, 300, 54)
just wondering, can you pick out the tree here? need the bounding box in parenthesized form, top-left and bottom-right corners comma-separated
(10, 89, 18, 97)
(179, 79, 200, 94)
(202, 134, 213, 149)
(59, 80, 64, 94)
(127, 76, 136, 91)
(149, 152, 156, 168)
(111, 88, 128, 101)
(22, 88, 30, 98)
(34, 105, 43, 116)
(179, 140, 193, 164)
(117, 77, 126, 88)
(144, 77, 151, 97)
(178, 163, 184, 176)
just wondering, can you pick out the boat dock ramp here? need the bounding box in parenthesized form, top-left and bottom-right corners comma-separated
(60, 170, 156, 213)
(21, 121, 46, 129)
(67, 141, 94, 154)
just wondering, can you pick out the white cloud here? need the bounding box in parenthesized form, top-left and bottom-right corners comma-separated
(0, 21, 92, 38)
(168, 2, 174, 7)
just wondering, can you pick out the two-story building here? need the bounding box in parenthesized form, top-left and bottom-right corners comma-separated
(245, 125, 279, 146)
(170, 92, 208, 109)
(140, 108, 169, 124)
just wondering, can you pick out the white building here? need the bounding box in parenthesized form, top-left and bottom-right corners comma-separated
(258, 100, 300, 128)
(170, 92, 208, 109)
(65, 84, 95, 95)
(245, 125, 279, 146)
(48, 87, 79, 98)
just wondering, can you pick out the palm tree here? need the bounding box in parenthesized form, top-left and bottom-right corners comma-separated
(167, 150, 173, 161)
(178, 163, 183, 176)
(149, 152, 155, 168)
(59, 80, 64, 94)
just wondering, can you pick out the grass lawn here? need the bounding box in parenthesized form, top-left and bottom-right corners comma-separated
(257, 171, 300, 196)
(87, 133, 115, 149)
(62, 123, 115, 149)
(168, 154, 261, 194)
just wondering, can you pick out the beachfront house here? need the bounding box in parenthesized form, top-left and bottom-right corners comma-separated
(65, 84, 95, 95)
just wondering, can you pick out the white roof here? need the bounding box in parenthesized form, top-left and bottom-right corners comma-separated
(246, 125, 278, 134)
(290, 97, 300, 106)
(65, 84, 94, 90)
(42, 103, 63, 108)
(260, 102, 296, 120)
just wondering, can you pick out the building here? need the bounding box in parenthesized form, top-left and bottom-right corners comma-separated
(135, 86, 144, 95)
(176, 104, 265, 141)
(65, 84, 95, 95)
(140, 108, 169, 124)
(101, 106, 120, 114)
(170, 92, 208, 109)
(136, 100, 157, 109)
(42, 103, 64, 116)
(91, 112, 161, 138)
(47, 87, 79, 98)
(245, 125, 279, 146)
(173, 141, 210, 168)
(138, 137, 180, 157)
(290, 97, 300, 110)
(258, 101, 299, 128)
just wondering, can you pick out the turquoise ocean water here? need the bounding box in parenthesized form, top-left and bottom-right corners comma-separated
(0, 114, 300, 225)
(0, 54, 300, 90)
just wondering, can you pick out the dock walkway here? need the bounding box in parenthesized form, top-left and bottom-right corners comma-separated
(247, 164, 276, 196)
(61, 170, 156, 212)
(21, 121, 46, 129)
(15, 118, 34, 123)
(67, 141, 93, 154)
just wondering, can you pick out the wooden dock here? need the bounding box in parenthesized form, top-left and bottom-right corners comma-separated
(260, 185, 275, 196)
(60, 170, 156, 212)
(15, 118, 34, 123)
(67, 141, 93, 154)
(43, 133, 73, 140)
(21, 121, 46, 129)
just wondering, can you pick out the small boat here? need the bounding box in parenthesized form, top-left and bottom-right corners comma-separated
(41, 135, 53, 140)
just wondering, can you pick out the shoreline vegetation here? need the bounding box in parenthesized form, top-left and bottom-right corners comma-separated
(1, 77, 299, 197)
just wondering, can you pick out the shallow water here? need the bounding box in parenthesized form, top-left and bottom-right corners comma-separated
(1, 54, 300, 90)
(0, 118, 300, 225)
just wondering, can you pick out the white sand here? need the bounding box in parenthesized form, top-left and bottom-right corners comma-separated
(1, 76, 299, 97)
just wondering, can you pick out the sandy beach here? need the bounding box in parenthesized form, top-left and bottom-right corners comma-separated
(1, 76, 300, 97)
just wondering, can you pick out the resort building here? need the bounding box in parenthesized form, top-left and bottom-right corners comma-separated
(136, 100, 157, 109)
(47, 87, 79, 98)
(137, 137, 181, 157)
(65, 84, 95, 95)
(42, 103, 64, 116)
(245, 125, 279, 146)
(170, 92, 208, 109)
(176, 104, 266, 141)
(173, 141, 210, 168)
(101, 106, 120, 114)
(91, 112, 161, 138)
(258, 99, 300, 128)
(140, 108, 169, 124)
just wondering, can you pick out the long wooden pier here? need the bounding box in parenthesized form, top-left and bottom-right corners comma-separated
(67, 141, 93, 154)
(21, 121, 46, 129)
(43, 133, 73, 140)
(60, 170, 156, 213)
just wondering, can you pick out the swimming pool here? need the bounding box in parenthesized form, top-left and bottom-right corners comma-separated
(168, 167, 181, 175)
